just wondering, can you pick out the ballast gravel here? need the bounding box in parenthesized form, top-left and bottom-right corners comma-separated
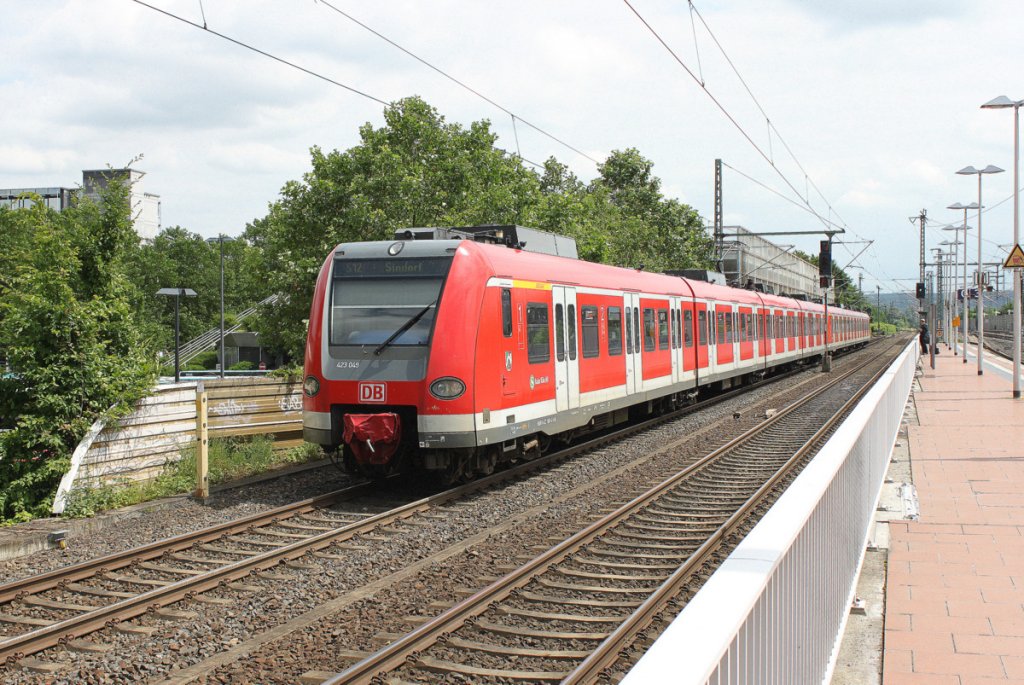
(0, 347, 886, 684)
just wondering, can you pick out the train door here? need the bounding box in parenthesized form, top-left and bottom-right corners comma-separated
(701, 300, 715, 376)
(552, 286, 580, 412)
(715, 304, 734, 366)
(670, 297, 682, 384)
(623, 292, 642, 395)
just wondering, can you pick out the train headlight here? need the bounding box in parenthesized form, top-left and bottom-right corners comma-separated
(429, 377, 465, 400)
(303, 375, 320, 397)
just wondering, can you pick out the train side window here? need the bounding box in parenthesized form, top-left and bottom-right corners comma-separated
(698, 310, 707, 346)
(673, 309, 680, 348)
(684, 310, 694, 348)
(643, 308, 656, 351)
(501, 288, 513, 337)
(740, 313, 747, 343)
(581, 306, 600, 358)
(658, 309, 669, 350)
(625, 306, 633, 354)
(716, 312, 726, 345)
(633, 307, 640, 352)
(526, 303, 550, 364)
(555, 303, 565, 362)
(567, 304, 577, 361)
(608, 307, 623, 356)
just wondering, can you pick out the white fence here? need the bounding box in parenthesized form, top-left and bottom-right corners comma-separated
(52, 377, 304, 514)
(624, 340, 917, 684)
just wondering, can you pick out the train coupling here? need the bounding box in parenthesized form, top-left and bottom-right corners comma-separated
(342, 413, 402, 465)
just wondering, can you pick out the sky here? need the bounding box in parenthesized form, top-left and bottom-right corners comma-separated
(2, 0, 1023, 295)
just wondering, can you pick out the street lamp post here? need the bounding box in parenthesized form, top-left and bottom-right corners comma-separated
(982, 96, 1023, 397)
(948, 203, 981, 366)
(937, 241, 962, 352)
(206, 235, 236, 379)
(941, 239, 962, 353)
(156, 287, 198, 383)
(956, 166, 1004, 375)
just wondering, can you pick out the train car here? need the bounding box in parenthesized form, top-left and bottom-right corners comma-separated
(303, 228, 869, 482)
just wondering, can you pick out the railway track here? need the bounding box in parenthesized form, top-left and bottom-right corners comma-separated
(323, 338, 905, 684)
(0, 341, 881, 674)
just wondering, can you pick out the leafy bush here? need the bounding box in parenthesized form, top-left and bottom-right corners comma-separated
(230, 360, 256, 371)
(0, 178, 154, 523)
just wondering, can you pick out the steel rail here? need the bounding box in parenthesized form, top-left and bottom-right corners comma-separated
(0, 341, 871, 665)
(325, 341, 894, 684)
(0, 359, 799, 664)
(563, 347, 897, 682)
(0, 480, 377, 605)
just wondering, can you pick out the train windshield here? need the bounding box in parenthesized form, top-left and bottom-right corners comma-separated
(329, 256, 453, 347)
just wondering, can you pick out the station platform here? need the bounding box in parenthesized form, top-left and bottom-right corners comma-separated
(884, 342, 1024, 684)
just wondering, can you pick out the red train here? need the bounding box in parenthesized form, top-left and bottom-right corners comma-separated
(303, 226, 870, 482)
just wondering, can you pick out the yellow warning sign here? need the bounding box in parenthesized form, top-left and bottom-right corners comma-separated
(1004, 243, 1024, 268)
(953, 316, 961, 327)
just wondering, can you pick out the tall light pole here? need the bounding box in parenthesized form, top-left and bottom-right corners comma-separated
(947, 204, 978, 363)
(941, 239, 961, 353)
(956, 166, 1005, 375)
(156, 287, 198, 383)
(206, 235, 236, 379)
(982, 96, 1023, 397)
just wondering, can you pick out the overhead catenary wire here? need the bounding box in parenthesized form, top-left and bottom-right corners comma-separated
(621, 0, 839, 236)
(687, 2, 857, 233)
(312, 0, 601, 166)
(129, 0, 388, 105)
(130, 0, 547, 170)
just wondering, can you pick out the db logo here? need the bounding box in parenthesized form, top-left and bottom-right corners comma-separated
(359, 382, 386, 403)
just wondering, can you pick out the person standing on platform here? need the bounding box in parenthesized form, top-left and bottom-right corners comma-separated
(919, 319, 930, 355)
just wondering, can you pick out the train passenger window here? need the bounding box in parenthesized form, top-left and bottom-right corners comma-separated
(740, 314, 747, 343)
(625, 307, 633, 354)
(717, 312, 726, 345)
(672, 309, 679, 348)
(608, 307, 623, 356)
(698, 310, 707, 346)
(643, 309, 656, 351)
(684, 310, 694, 348)
(658, 309, 669, 350)
(555, 303, 565, 362)
(526, 303, 550, 364)
(501, 289, 513, 337)
(567, 304, 577, 361)
(633, 307, 640, 353)
(581, 306, 600, 358)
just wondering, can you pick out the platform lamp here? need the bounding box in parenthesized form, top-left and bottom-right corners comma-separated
(940, 238, 962, 355)
(948, 203, 980, 365)
(156, 288, 197, 383)
(205, 235, 236, 379)
(982, 96, 1023, 397)
(956, 166, 1004, 375)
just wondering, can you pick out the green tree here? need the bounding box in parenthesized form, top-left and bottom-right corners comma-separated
(0, 181, 153, 521)
(247, 96, 542, 358)
(592, 148, 714, 272)
(124, 227, 267, 355)
(247, 99, 711, 361)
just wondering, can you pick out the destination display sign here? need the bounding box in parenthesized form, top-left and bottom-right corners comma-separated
(334, 257, 453, 279)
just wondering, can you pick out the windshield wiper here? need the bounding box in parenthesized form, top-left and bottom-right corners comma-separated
(373, 300, 437, 356)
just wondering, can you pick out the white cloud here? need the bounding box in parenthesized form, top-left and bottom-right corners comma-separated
(1, 0, 1022, 292)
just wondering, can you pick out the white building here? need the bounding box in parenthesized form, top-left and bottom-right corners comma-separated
(719, 225, 820, 298)
(0, 168, 161, 241)
(82, 169, 161, 240)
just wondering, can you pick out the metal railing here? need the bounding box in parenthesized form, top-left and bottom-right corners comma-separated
(171, 294, 280, 365)
(622, 339, 917, 685)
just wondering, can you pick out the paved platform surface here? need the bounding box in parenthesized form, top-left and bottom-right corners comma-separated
(885, 343, 1024, 684)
